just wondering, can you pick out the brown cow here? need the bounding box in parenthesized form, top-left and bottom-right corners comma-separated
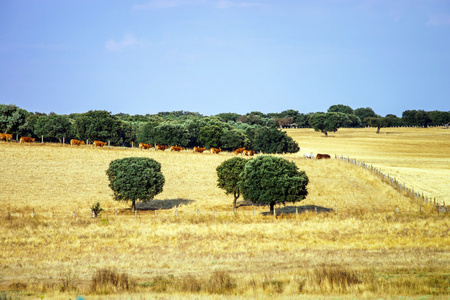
(139, 143, 152, 150)
(244, 150, 254, 156)
(234, 147, 246, 155)
(316, 153, 331, 159)
(193, 146, 206, 153)
(170, 145, 183, 152)
(19, 136, 35, 143)
(155, 144, 168, 151)
(210, 147, 221, 154)
(0, 133, 13, 142)
(70, 139, 85, 146)
(93, 140, 107, 147)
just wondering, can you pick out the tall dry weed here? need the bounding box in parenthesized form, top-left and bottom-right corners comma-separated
(89, 268, 136, 294)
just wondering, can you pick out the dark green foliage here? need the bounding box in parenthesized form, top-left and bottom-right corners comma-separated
(240, 155, 308, 214)
(72, 110, 131, 146)
(34, 114, 72, 142)
(328, 104, 354, 115)
(308, 112, 350, 136)
(220, 128, 249, 151)
(153, 122, 191, 146)
(106, 157, 165, 211)
(216, 157, 248, 210)
(354, 107, 379, 126)
(246, 126, 299, 153)
(199, 125, 224, 148)
(0, 104, 30, 136)
(90, 202, 103, 217)
(216, 112, 241, 123)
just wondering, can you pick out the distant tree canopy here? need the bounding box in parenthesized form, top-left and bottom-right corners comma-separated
(72, 110, 132, 146)
(1, 104, 449, 147)
(0, 104, 30, 136)
(328, 104, 354, 115)
(308, 112, 350, 137)
(34, 114, 72, 142)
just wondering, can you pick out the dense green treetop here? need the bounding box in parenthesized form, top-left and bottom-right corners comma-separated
(106, 157, 165, 212)
(240, 155, 309, 214)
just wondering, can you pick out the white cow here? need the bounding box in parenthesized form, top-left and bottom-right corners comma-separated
(304, 152, 315, 159)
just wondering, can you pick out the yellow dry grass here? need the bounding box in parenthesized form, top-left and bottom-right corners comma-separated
(0, 128, 449, 299)
(286, 127, 450, 205)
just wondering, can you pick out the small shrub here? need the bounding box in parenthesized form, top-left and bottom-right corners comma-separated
(205, 271, 236, 294)
(140, 276, 174, 292)
(59, 270, 78, 293)
(179, 275, 202, 293)
(89, 268, 136, 294)
(90, 202, 103, 218)
(9, 281, 28, 291)
(312, 265, 361, 293)
(262, 279, 285, 294)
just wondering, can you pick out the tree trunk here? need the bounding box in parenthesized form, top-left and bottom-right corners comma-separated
(131, 201, 136, 213)
(322, 131, 328, 137)
(376, 126, 381, 134)
(233, 191, 239, 214)
(270, 203, 275, 215)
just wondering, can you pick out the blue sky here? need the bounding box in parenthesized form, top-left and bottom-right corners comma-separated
(1, 0, 449, 117)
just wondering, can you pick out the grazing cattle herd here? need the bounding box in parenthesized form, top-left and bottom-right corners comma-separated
(1, 133, 331, 160)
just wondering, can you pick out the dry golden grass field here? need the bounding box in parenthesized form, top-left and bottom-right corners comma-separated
(0, 127, 449, 299)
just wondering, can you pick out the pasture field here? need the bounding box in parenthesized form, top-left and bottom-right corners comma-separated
(0, 128, 449, 299)
(286, 127, 450, 205)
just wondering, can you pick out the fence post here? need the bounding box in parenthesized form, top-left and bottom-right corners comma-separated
(92, 211, 95, 218)
(52, 211, 55, 219)
(108, 141, 110, 147)
(296, 207, 298, 218)
(73, 211, 75, 219)
(42, 135, 44, 143)
(33, 208, 36, 218)
(115, 209, 117, 218)
(253, 208, 255, 216)
(63, 137, 65, 145)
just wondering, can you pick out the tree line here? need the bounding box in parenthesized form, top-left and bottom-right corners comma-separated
(1, 104, 449, 152)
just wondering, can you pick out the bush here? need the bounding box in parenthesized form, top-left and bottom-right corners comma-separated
(90, 268, 136, 294)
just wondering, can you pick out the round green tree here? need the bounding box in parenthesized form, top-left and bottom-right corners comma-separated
(216, 157, 248, 211)
(106, 157, 165, 212)
(240, 155, 308, 214)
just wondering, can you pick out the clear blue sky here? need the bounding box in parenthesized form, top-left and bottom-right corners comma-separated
(1, 0, 449, 117)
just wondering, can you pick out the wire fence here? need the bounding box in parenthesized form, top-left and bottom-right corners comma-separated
(334, 154, 447, 213)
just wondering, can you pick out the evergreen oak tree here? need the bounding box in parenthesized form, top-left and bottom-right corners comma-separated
(106, 157, 165, 212)
(240, 155, 308, 215)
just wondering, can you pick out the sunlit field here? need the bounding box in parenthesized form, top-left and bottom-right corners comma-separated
(286, 127, 450, 205)
(0, 127, 449, 299)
